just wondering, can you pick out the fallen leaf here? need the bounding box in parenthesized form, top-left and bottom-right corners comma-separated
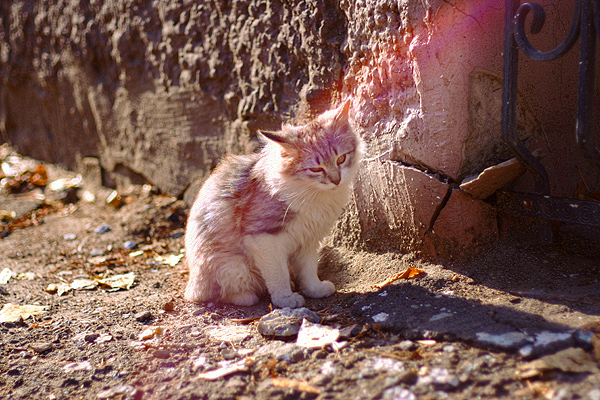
(45, 282, 72, 296)
(0, 303, 48, 323)
(517, 347, 600, 379)
(70, 278, 98, 290)
(97, 272, 136, 291)
(196, 358, 252, 381)
(373, 267, 425, 289)
(0, 268, 13, 284)
(16, 272, 36, 280)
(138, 326, 165, 341)
(271, 377, 322, 395)
(231, 316, 262, 324)
(157, 253, 184, 267)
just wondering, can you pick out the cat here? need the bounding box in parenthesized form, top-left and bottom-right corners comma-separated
(184, 100, 362, 308)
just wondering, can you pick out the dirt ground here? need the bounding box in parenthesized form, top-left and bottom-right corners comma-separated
(1, 150, 599, 400)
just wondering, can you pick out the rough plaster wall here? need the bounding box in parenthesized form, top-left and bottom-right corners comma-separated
(0, 0, 347, 195)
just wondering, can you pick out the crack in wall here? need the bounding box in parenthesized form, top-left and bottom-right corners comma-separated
(427, 182, 452, 232)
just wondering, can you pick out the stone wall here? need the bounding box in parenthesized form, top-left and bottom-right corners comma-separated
(1, 0, 596, 258)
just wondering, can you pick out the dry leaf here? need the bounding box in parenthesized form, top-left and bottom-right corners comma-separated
(70, 278, 98, 290)
(138, 326, 165, 341)
(0, 303, 48, 323)
(373, 267, 425, 289)
(517, 347, 600, 379)
(97, 272, 136, 291)
(196, 359, 252, 381)
(0, 268, 13, 284)
(271, 377, 322, 395)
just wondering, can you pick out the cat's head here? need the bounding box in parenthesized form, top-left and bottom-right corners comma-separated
(261, 101, 361, 190)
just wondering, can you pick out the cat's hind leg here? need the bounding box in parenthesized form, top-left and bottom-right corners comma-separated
(292, 245, 336, 299)
(216, 254, 262, 306)
(184, 255, 219, 304)
(245, 235, 305, 308)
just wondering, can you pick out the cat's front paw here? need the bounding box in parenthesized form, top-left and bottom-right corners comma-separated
(271, 292, 305, 308)
(302, 280, 336, 299)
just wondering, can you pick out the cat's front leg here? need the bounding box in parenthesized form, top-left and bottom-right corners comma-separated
(292, 246, 336, 299)
(244, 235, 305, 308)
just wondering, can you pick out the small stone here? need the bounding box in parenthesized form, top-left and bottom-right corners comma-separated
(134, 311, 153, 322)
(296, 319, 341, 349)
(90, 248, 104, 257)
(162, 300, 175, 312)
(94, 225, 111, 234)
(399, 340, 417, 351)
(221, 348, 238, 359)
(30, 342, 53, 353)
(429, 312, 453, 322)
(153, 349, 171, 359)
(124, 241, 137, 250)
(205, 325, 254, 343)
(257, 307, 320, 337)
(171, 232, 184, 239)
(84, 333, 99, 343)
(372, 312, 389, 323)
(63, 233, 77, 241)
(380, 387, 417, 400)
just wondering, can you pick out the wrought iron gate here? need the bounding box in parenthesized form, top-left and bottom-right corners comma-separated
(499, 0, 600, 243)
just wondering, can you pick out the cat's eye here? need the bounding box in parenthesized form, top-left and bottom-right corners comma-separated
(309, 167, 324, 173)
(336, 154, 346, 165)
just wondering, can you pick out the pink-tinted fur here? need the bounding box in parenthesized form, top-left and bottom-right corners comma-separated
(184, 101, 362, 308)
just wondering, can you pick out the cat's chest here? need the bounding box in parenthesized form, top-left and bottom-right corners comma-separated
(284, 190, 348, 241)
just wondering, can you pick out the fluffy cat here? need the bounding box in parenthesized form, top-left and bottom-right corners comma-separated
(184, 101, 361, 308)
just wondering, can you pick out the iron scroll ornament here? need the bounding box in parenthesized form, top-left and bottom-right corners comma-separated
(502, 0, 600, 242)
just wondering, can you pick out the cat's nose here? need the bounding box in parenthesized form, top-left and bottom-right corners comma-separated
(329, 173, 341, 186)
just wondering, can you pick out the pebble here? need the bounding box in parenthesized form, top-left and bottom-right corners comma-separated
(205, 325, 254, 343)
(97, 385, 134, 399)
(134, 311, 153, 322)
(399, 340, 417, 351)
(90, 248, 105, 257)
(476, 331, 530, 350)
(84, 333, 100, 343)
(296, 319, 341, 349)
(94, 225, 112, 234)
(124, 241, 137, 249)
(29, 342, 53, 353)
(380, 387, 416, 400)
(588, 389, 600, 400)
(153, 349, 171, 359)
(162, 300, 175, 312)
(63, 233, 77, 241)
(257, 307, 320, 337)
(419, 367, 459, 389)
(372, 312, 389, 323)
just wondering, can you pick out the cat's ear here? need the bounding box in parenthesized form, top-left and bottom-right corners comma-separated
(334, 99, 351, 123)
(260, 130, 293, 147)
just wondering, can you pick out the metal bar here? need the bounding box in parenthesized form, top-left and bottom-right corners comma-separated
(501, 0, 552, 243)
(576, 0, 600, 169)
